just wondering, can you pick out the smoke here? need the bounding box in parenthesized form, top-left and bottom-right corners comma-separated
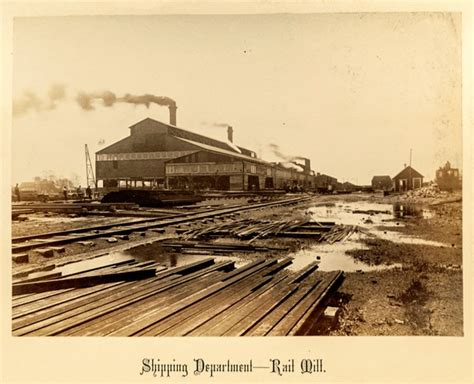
(13, 84, 67, 116)
(201, 121, 242, 154)
(119, 94, 176, 108)
(279, 162, 304, 172)
(47, 84, 66, 107)
(12, 91, 43, 117)
(13, 85, 176, 117)
(74, 91, 176, 111)
(200, 121, 230, 128)
(268, 143, 306, 162)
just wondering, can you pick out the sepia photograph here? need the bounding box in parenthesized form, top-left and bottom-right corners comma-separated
(1, 1, 472, 382)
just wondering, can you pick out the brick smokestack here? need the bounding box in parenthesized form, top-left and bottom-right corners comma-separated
(227, 126, 233, 143)
(169, 104, 177, 126)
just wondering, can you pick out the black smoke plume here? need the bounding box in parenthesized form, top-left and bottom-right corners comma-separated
(13, 85, 175, 117)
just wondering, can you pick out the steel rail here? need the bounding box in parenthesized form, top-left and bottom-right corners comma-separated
(12, 196, 310, 253)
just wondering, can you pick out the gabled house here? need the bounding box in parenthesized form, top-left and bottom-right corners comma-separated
(392, 166, 423, 192)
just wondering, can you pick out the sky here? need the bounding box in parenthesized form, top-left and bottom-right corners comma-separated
(11, 13, 462, 185)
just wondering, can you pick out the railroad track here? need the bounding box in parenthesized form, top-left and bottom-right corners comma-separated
(12, 196, 310, 254)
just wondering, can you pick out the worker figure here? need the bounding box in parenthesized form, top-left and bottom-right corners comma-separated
(86, 185, 92, 200)
(63, 186, 68, 201)
(14, 183, 20, 202)
(77, 185, 83, 200)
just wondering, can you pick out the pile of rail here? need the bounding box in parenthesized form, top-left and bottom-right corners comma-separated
(318, 225, 361, 244)
(182, 218, 336, 241)
(160, 240, 289, 255)
(12, 202, 139, 213)
(12, 196, 309, 254)
(12, 256, 344, 336)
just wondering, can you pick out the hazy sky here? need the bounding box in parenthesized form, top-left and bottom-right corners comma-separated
(12, 13, 462, 185)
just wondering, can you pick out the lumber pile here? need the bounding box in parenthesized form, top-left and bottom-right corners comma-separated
(12, 256, 344, 336)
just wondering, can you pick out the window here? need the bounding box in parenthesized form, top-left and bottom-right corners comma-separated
(113, 160, 118, 169)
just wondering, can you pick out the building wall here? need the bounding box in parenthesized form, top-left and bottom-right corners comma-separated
(96, 158, 168, 179)
(393, 176, 423, 192)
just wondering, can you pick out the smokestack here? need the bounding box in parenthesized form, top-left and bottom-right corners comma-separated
(227, 126, 233, 143)
(168, 104, 177, 126)
(304, 158, 311, 174)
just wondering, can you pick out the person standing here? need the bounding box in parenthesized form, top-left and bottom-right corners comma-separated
(86, 185, 92, 200)
(14, 183, 20, 202)
(63, 186, 68, 201)
(77, 185, 83, 200)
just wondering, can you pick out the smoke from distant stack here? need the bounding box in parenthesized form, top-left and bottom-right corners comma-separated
(268, 143, 308, 172)
(13, 85, 176, 120)
(268, 143, 306, 162)
(13, 84, 67, 117)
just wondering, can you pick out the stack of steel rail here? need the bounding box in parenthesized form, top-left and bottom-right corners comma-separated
(12, 256, 344, 336)
(182, 218, 336, 241)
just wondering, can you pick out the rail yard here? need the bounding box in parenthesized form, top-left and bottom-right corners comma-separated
(11, 188, 463, 336)
(10, 110, 464, 337)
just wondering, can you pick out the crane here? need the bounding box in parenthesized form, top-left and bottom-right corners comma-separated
(85, 144, 97, 191)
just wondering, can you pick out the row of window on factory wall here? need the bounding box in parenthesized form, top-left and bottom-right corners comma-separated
(167, 163, 244, 174)
(96, 151, 195, 161)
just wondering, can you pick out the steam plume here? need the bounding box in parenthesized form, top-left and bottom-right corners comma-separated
(268, 143, 306, 162)
(280, 162, 305, 172)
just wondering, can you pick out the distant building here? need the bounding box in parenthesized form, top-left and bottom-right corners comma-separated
(392, 165, 423, 192)
(314, 173, 338, 192)
(338, 181, 359, 192)
(371, 175, 393, 191)
(436, 161, 461, 191)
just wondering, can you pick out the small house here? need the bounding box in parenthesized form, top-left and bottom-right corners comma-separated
(393, 166, 423, 192)
(371, 175, 393, 191)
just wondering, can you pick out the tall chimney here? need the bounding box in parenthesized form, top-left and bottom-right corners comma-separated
(227, 126, 233, 143)
(168, 104, 177, 126)
(304, 158, 311, 174)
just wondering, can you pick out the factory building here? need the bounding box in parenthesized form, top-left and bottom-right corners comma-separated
(96, 117, 315, 192)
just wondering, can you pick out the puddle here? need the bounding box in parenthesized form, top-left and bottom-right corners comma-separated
(291, 200, 445, 271)
(287, 234, 402, 272)
(306, 201, 395, 226)
(305, 200, 444, 246)
(370, 229, 448, 247)
(393, 202, 433, 219)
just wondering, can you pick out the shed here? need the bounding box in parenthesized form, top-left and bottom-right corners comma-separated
(392, 166, 423, 192)
(371, 175, 393, 191)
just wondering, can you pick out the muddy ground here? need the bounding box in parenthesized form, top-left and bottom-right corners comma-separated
(331, 196, 463, 336)
(11, 192, 464, 336)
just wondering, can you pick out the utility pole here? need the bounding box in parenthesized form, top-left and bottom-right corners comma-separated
(85, 144, 97, 190)
(409, 148, 412, 190)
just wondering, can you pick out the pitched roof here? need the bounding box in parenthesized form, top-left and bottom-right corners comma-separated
(172, 137, 269, 165)
(130, 118, 255, 156)
(393, 166, 423, 179)
(372, 175, 392, 182)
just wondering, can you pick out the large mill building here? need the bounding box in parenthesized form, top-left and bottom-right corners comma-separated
(96, 117, 315, 192)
